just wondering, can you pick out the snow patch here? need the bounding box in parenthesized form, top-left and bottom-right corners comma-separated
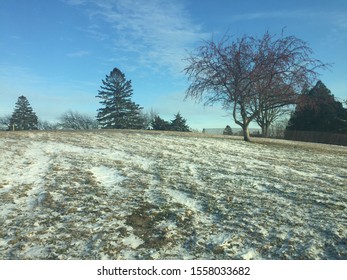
(208, 232, 232, 247)
(122, 234, 144, 249)
(91, 166, 125, 193)
(166, 188, 203, 212)
(240, 248, 260, 260)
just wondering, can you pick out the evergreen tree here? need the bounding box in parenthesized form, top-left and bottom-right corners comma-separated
(151, 115, 170, 130)
(286, 81, 347, 133)
(9, 96, 38, 130)
(170, 112, 190, 131)
(223, 125, 233, 135)
(96, 67, 143, 129)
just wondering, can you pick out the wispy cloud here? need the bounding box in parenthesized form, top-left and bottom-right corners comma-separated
(230, 9, 347, 31)
(332, 13, 347, 31)
(229, 9, 347, 47)
(229, 10, 310, 21)
(61, 0, 87, 6)
(64, 0, 207, 75)
(78, 24, 109, 41)
(66, 50, 91, 57)
(0, 64, 47, 86)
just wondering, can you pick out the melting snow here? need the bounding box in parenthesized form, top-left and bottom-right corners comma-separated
(0, 130, 346, 260)
(91, 166, 125, 194)
(122, 234, 144, 249)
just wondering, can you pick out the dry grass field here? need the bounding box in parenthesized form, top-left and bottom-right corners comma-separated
(0, 130, 346, 259)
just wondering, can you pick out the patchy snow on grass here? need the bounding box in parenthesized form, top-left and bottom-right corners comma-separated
(166, 188, 204, 212)
(90, 166, 125, 194)
(122, 233, 144, 249)
(0, 130, 346, 260)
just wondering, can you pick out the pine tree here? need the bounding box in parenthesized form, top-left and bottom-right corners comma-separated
(9, 96, 38, 130)
(286, 81, 347, 133)
(151, 115, 170, 130)
(170, 112, 190, 132)
(96, 67, 143, 129)
(223, 125, 233, 135)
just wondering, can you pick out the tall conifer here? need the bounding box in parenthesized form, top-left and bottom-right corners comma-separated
(96, 68, 143, 129)
(170, 112, 190, 131)
(9, 96, 38, 130)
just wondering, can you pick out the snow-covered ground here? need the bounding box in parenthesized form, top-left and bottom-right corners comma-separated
(0, 130, 346, 259)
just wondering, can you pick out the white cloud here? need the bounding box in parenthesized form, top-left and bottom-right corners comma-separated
(68, 0, 207, 75)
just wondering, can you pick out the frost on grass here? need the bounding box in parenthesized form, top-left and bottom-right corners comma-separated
(0, 130, 346, 260)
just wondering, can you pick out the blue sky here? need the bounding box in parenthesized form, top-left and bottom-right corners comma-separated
(1, 0, 347, 130)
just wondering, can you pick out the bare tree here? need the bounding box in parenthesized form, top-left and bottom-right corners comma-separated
(0, 114, 11, 125)
(59, 111, 98, 130)
(140, 108, 158, 130)
(37, 119, 59, 130)
(184, 31, 328, 141)
(269, 117, 290, 138)
(255, 106, 292, 137)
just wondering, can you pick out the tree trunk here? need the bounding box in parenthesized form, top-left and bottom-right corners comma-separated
(261, 124, 270, 138)
(242, 126, 251, 141)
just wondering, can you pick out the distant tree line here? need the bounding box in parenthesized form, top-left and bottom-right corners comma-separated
(0, 67, 191, 132)
(151, 113, 190, 131)
(1, 53, 346, 145)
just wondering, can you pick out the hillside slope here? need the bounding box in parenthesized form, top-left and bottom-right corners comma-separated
(0, 130, 346, 259)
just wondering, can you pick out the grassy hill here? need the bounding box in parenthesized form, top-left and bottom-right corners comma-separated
(0, 130, 346, 259)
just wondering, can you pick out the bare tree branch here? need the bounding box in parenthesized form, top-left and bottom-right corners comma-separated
(184, 31, 329, 141)
(59, 111, 98, 130)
